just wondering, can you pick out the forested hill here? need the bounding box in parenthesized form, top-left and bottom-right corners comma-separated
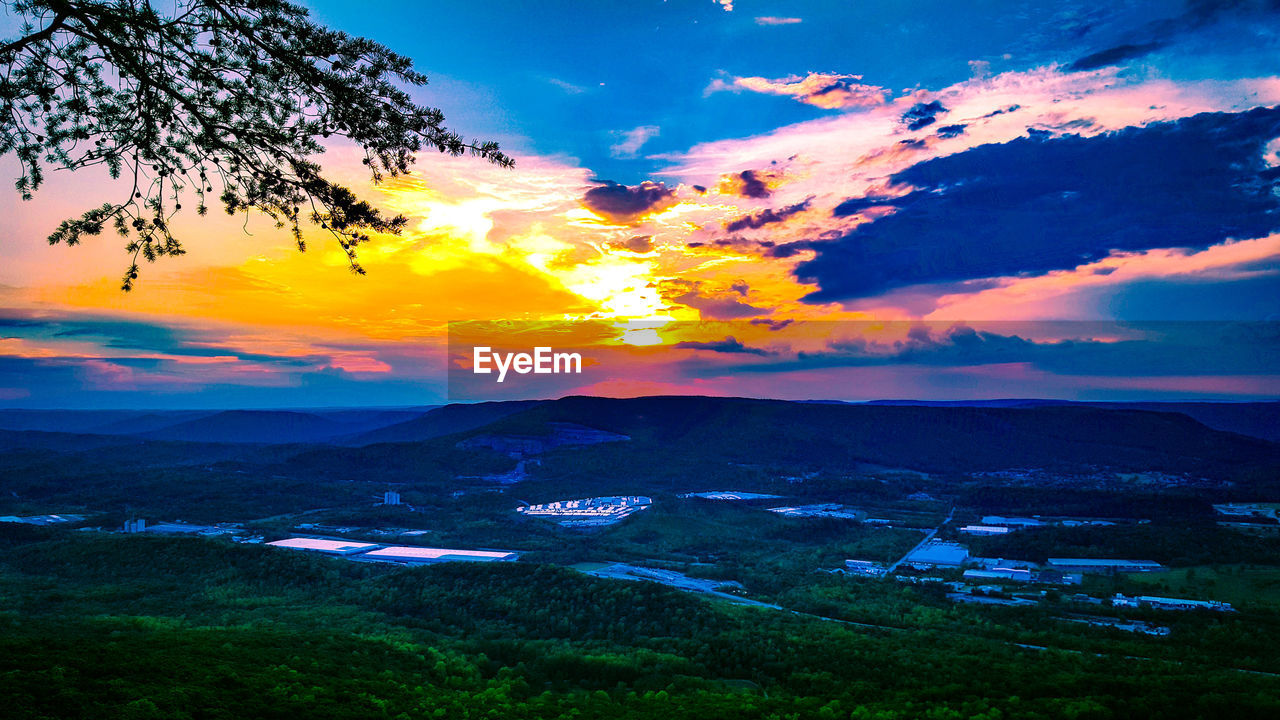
(422, 395, 1279, 476)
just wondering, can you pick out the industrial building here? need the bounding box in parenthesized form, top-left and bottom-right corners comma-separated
(145, 522, 236, 536)
(267, 538, 380, 556)
(981, 516, 1043, 528)
(767, 504, 865, 520)
(0, 514, 84, 526)
(964, 567, 1032, 582)
(681, 491, 782, 500)
(1113, 594, 1234, 612)
(383, 491, 401, 506)
(905, 541, 969, 568)
(960, 525, 1011, 536)
(1047, 558, 1164, 573)
(844, 559, 888, 577)
(360, 546, 516, 564)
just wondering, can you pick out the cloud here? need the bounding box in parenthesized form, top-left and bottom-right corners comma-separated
(901, 100, 948, 130)
(755, 16, 802, 26)
(935, 124, 967, 138)
(724, 322, 1280, 378)
(715, 0, 733, 12)
(610, 125, 661, 158)
(795, 107, 1280, 303)
(582, 181, 677, 224)
(717, 169, 779, 199)
(1067, 0, 1280, 71)
(608, 235, 655, 253)
(674, 336, 770, 355)
(707, 72, 889, 110)
(724, 199, 812, 232)
(750, 318, 794, 331)
(662, 279, 771, 319)
(1069, 42, 1167, 71)
(548, 77, 587, 94)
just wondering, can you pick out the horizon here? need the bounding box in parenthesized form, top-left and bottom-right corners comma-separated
(2, 394, 1278, 413)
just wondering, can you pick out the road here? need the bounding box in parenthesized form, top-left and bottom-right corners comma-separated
(886, 505, 955, 574)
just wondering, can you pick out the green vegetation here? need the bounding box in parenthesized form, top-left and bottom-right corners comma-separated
(3, 527, 1280, 719)
(2, 398, 1279, 716)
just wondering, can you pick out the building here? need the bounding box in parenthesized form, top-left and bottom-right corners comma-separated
(680, 491, 782, 500)
(981, 516, 1043, 528)
(905, 541, 969, 568)
(1113, 593, 1234, 612)
(267, 538, 380, 556)
(1047, 558, 1164, 574)
(845, 559, 888, 577)
(767, 504, 865, 520)
(0, 514, 85, 526)
(517, 496, 652, 526)
(122, 518, 146, 533)
(960, 525, 1011, 536)
(383, 491, 401, 506)
(144, 522, 235, 536)
(964, 567, 1032, 582)
(359, 546, 516, 564)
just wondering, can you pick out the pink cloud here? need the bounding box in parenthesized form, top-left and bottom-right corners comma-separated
(707, 72, 889, 110)
(755, 16, 802, 26)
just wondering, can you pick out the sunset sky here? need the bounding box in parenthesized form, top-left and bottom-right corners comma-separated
(2, 0, 1278, 407)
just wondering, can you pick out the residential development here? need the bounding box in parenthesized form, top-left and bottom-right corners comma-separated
(516, 496, 652, 526)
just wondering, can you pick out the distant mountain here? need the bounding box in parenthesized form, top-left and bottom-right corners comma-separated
(449, 396, 1278, 476)
(136, 409, 433, 444)
(0, 409, 215, 435)
(135, 410, 347, 444)
(0, 407, 433, 445)
(867, 399, 1280, 442)
(348, 401, 543, 445)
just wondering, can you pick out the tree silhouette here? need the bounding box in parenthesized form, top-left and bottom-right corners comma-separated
(0, 0, 512, 289)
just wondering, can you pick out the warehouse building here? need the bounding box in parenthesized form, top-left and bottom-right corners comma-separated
(360, 546, 517, 564)
(964, 567, 1032, 582)
(906, 542, 969, 568)
(1113, 594, 1234, 612)
(267, 538, 380, 556)
(1047, 558, 1163, 574)
(960, 525, 1011, 536)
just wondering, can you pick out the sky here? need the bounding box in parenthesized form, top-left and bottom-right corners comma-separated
(1, 0, 1279, 407)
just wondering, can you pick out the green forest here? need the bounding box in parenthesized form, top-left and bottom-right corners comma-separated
(3, 525, 1279, 719)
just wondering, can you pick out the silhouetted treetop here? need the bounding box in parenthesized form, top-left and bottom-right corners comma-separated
(1, 0, 513, 289)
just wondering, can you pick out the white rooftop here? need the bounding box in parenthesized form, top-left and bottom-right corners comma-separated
(363, 546, 515, 562)
(268, 538, 379, 554)
(1048, 558, 1162, 567)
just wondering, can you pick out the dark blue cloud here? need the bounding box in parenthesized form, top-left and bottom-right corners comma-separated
(1067, 0, 1280, 71)
(674, 336, 771, 355)
(1069, 41, 1167, 71)
(723, 199, 811, 232)
(5, 314, 312, 367)
(901, 101, 947, 131)
(797, 107, 1280, 303)
(582, 181, 676, 223)
(935, 124, 967, 138)
(715, 322, 1280, 378)
(731, 170, 772, 199)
